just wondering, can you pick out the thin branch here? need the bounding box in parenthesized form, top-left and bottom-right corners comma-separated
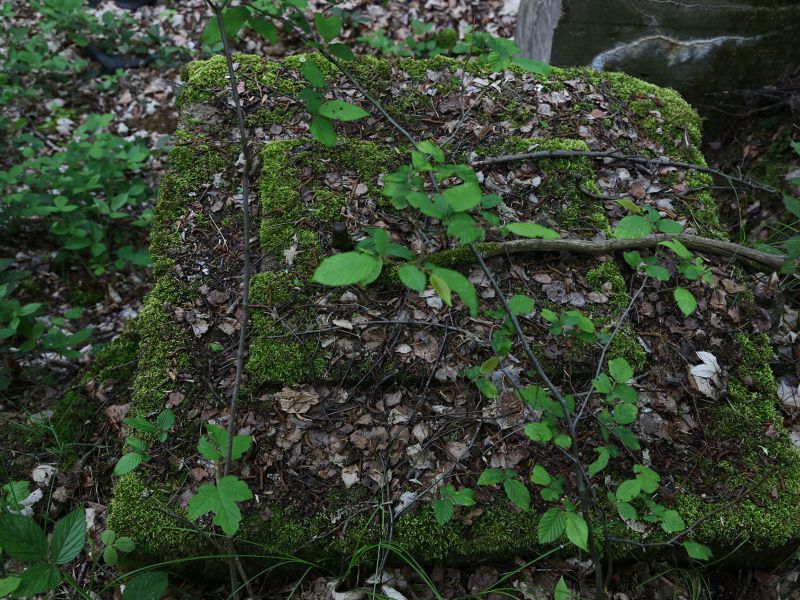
(429, 233, 786, 271)
(471, 149, 778, 194)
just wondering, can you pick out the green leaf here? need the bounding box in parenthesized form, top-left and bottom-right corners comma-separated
(318, 100, 369, 122)
(530, 465, 551, 486)
(156, 409, 174, 432)
(554, 576, 570, 600)
(615, 426, 641, 450)
(416, 141, 444, 164)
(451, 488, 476, 506)
(429, 273, 451, 306)
(503, 478, 530, 511)
(613, 402, 638, 425)
(329, 43, 355, 61)
(564, 511, 589, 551)
(2, 480, 30, 512)
(592, 373, 613, 395)
(300, 61, 327, 88)
(657, 218, 683, 234)
(682, 540, 713, 561)
(50, 505, 86, 564)
(614, 215, 651, 239)
(313, 252, 382, 286)
(537, 507, 565, 544)
(633, 465, 661, 492)
(511, 56, 551, 75)
(104, 546, 119, 566)
(101, 530, 116, 545)
(114, 452, 144, 476)
(198, 424, 252, 462)
(0, 514, 47, 561)
(475, 377, 499, 398)
(608, 357, 633, 382)
(524, 422, 553, 443)
(13, 565, 60, 597)
(122, 571, 169, 600)
(433, 498, 454, 525)
(187, 476, 253, 535)
(506, 222, 560, 239)
(201, 7, 250, 46)
(427, 266, 478, 317)
(508, 294, 535, 316)
(644, 264, 670, 281)
(0, 577, 21, 597)
(674, 287, 697, 316)
(784, 194, 800, 219)
(310, 115, 337, 146)
(659, 239, 692, 259)
(617, 501, 638, 521)
(115, 537, 136, 553)
(124, 416, 157, 435)
(444, 182, 482, 212)
(397, 264, 426, 293)
(616, 198, 641, 213)
(554, 434, 572, 449)
(446, 212, 484, 243)
(314, 13, 342, 42)
(477, 468, 505, 485)
(248, 17, 278, 44)
(587, 447, 610, 477)
(616, 479, 642, 502)
(660, 509, 686, 533)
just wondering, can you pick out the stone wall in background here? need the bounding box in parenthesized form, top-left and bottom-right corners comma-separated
(516, 0, 800, 107)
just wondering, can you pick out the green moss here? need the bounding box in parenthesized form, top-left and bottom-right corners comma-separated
(107, 473, 204, 559)
(131, 279, 193, 414)
(587, 260, 627, 310)
(607, 325, 647, 374)
(150, 144, 228, 277)
(179, 53, 276, 107)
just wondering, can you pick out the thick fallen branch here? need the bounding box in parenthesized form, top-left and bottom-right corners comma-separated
(433, 233, 786, 271)
(471, 149, 778, 194)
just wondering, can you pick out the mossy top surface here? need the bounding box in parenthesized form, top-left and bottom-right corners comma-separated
(109, 53, 800, 569)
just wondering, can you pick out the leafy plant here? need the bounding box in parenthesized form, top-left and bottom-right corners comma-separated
(101, 529, 136, 566)
(433, 484, 475, 525)
(114, 409, 175, 476)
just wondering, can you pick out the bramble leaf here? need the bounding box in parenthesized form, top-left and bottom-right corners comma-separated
(187, 476, 252, 535)
(537, 507, 565, 544)
(50, 505, 86, 564)
(313, 252, 382, 286)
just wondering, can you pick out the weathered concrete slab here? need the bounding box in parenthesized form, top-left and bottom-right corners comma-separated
(106, 53, 800, 571)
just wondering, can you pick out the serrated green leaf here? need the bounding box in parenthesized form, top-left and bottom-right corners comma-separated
(674, 287, 697, 316)
(444, 182, 482, 212)
(313, 252, 382, 286)
(615, 426, 641, 450)
(115, 537, 136, 553)
(427, 266, 478, 316)
(433, 499, 454, 525)
(564, 511, 589, 551)
(187, 476, 253, 535)
(477, 468, 505, 485)
(644, 264, 670, 281)
(592, 373, 613, 395)
(511, 56, 551, 75)
(310, 115, 336, 146)
(313, 13, 342, 42)
(525, 421, 553, 443)
(397, 264, 426, 292)
(318, 100, 369, 122)
(530, 465, 551, 486)
(616, 479, 642, 502)
(656, 218, 683, 234)
(13, 565, 60, 597)
(101, 530, 116, 545)
(616, 198, 641, 213)
(300, 61, 327, 88)
(429, 273, 451, 306)
(0, 577, 21, 597)
(0, 514, 47, 561)
(329, 43, 355, 61)
(50, 505, 86, 564)
(248, 17, 278, 44)
(156, 409, 174, 432)
(608, 357, 633, 382)
(659, 239, 692, 259)
(503, 478, 530, 511)
(682, 540, 713, 560)
(114, 452, 143, 476)
(613, 402, 638, 425)
(537, 507, 565, 544)
(121, 571, 169, 600)
(451, 488, 476, 506)
(660, 509, 686, 533)
(617, 501, 638, 521)
(614, 215, 651, 239)
(446, 212, 484, 243)
(554, 576, 570, 600)
(554, 433, 572, 449)
(588, 447, 610, 477)
(506, 221, 560, 239)
(508, 294, 535, 316)
(104, 546, 119, 566)
(2, 480, 29, 512)
(124, 416, 157, 434)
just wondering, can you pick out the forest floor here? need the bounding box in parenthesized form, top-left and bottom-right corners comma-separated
(3, 0, 800, 598)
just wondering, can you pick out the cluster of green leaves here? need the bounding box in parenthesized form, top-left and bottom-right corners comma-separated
(1, 114, 153, 274)
(433, 484, 475, 525)
(186, 424, 254, 535)
(0, 502, 166, 599)
(114, 409, 175, 476)
(0, 260, 91, 390)
(614, 204, 709, 316)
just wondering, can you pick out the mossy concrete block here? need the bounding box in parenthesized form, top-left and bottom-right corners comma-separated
(108, 53, 800, 571)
